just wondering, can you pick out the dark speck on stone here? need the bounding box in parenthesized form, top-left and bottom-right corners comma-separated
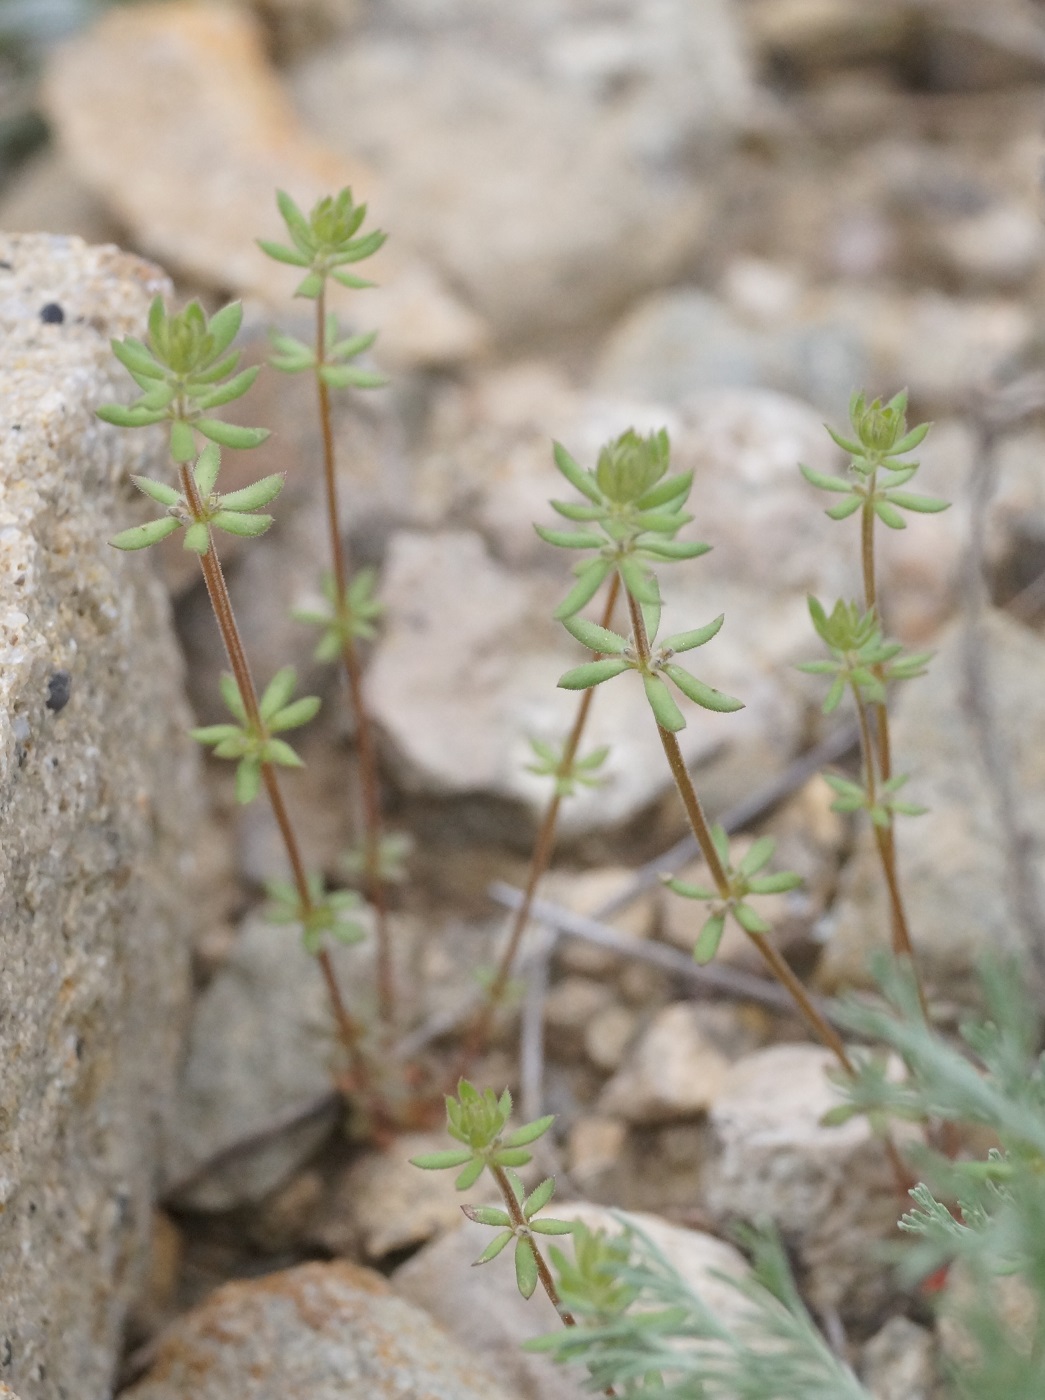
(0, 260, 12, 271)
(46, 670, 72, 713)
(40, 302, 65, 324)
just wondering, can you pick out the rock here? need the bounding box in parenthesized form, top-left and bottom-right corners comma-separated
(43, 3, 485, 369)
(290, 0, 752, 342)
(818, 612, 1045, 1003)
(583, 1004, 639, 1073)
(122, 1261, 520, 1400)
(0, 234, 205, 1399)
(0, 146, 121, 247)
(163, 913, 361, 1210)
(861, 1316, 938, 1400)
(599, 1002, 733, 1124)
(543, 976, 616, 1056)
(310, 1133, 465, 1260)
(704, 1043, 909, 1317)
(745, 0, 915, 74)
(245, 0, 362, 57)
(546, 865, 658, 977)
(394, 1203, 750, 1400)
(566, 1116, 628, 1188)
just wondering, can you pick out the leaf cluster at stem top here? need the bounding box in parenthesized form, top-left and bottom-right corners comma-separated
(410, 1079, 555, 1191)
(797, 596, 932, 713)
(258, 187, 387, 297)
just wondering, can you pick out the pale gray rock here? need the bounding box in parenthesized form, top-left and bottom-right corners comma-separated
(861, 1316, 938, 1400)
(290, 0, 752, 341)
(704, 1044, 909, 1317)
(123, 1261, 520, 1400)
(163, 914, 354, 1210)
(818, 612, 1045, 1002)
(0, 234, 204, 1399)
(43, 3, 485, 369)
(598, 1002, 733, 1124)
(394, 1203, 750, 1400)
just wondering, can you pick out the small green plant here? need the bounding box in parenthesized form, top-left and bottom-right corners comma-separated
(411, 1082, 578, 1311)
(258, 189, 400, 1029)
(800, 391, 947, 1011)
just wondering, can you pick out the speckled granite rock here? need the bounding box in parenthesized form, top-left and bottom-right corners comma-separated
(0, 234, 204, 1399)
(122, 1261, 521, 1400)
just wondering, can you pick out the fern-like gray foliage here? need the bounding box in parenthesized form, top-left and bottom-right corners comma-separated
(528, 1220, 871, 1398)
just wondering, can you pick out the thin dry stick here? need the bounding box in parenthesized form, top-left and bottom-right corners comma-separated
(489, 1163, 577, 1329)
(859, 494, 927, 1002)
(314, 286, 394, 1026)
(625, 587, 853, 1072)
(180, 463, 369, 1087)
(458, 571, 623, 1071)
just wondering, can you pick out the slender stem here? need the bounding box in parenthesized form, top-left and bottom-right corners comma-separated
(626, 588, 853, 1071)
(314, 288, 394, 1027)
(490, 1164, 577, 1329)
(858, 492, 928, 1015)
(459, 573, 622, 1072)
(180, 462, 369, 1081)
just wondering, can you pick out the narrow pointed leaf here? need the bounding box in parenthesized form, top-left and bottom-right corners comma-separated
(665, 877, 716, 901)
(888, 422, 931, 455)
(663, 664, 744, 713)
(212, 510, 274, 538)
(561, 616, 628, 654)
(96, 403, 166, 428)
(748, 871, 803, 894)
(235, 758, 262, 804)
(643, 674, 685, 732)
(461, 1205, 512, 1228)
(733, 901, 771, 935)
(534, 525, 605, 550)
(110, 516, 181, 551)
(130, 475, 179, 507)
(473, 1230, 514, 1265)
(257, 238, 310, 266)
(799, 463, 851, 493)
(530, 1219, 576, 1235)
(638, 538, 711, 561)
(738, 836, 776, 877)
(330, 269, 376, 290)
(825, 494, 863, 521)
(264, 738, 304, 768)
(196, 420, 269, 450)
(873, 499, 907, 529)
(636, 471, 693, 511)
(552, 558, 612, 619)
(260, 666, 298, 719)
(276, 189, 314, 254)
(219, 474, 285, 511)
(319, 364, 387, 390)
(295, 272, 325, 299)
(219, 673, 247, 723)
(618, 556, 659, 605)
(193, 442, 222, 495)
(522, 1177, 555, 1218)
(557, 658, 631, 690)
(662, 615, 725, 654)
(206, 301, 244, 360)
(503, 1115, 555, 1147)
(552, 442, 602, 503)
(515, 1240, 539, 1300)
(694, 910, 727, 964)
(112, 337, 164, 378)
(269, 696, 321, 732)
(183, 522, 211, 555)
(884, 491, 949, 513)
(196, 365, 261, 410)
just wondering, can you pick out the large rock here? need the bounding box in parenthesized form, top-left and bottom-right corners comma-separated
(0, 235, 204, 1399)
(123, 1261, 521, 1400)
(704, 1044, 909, 1317)
(818, 611, 1045, 1002)
(43, 2, 485, 369)
(290, 0, 752, 342)
(394, 1203, 750, 1400)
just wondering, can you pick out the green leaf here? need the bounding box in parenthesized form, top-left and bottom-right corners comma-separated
(112, 337, 164, 379)
(276, 189, 314, 254)
(256, 238, 310, 267)
(738, 836, 776, 877)
(462, 1205, 512, 1228)
(523, 1178, 555, 1218)
(557, 658, 631, 690)
(503, 1115, 555, 1147)
(823, 773, 866, 799)
(206, 301, 244, 359)
(636, 470, 693, 511)
(194, 443, 222, 495)
(888, 421, 931, 455)
(96, 403, 166, 428)
(235, 758, 262, 804)
(295, 272, 325, 299)
(748, 871, 804, 894)
(799, 462, 852, 493)
(330, 269, 376, 290)
(561, 616, 628, 654)
(694, 910, 727, 964)
(534, 524, 606, 550)
(473, 1229, 514, 1265)
(454, 1157, 486, 1191)
(884, 491, 949, 514)
(515, 1239, 539, 1300)
(822, 676, 846, 713)
(618, 556, 659, 606)
(110, 516, 181, 551)
(196, 365, 260, 411)
(190, 723, 242, 745)
(825, 494, 863, 521)
(170, 418, 197, 462)
(552, 441, 603, 503)
(663, 664, 744, 713)
(219, 474, 285, 511)
(643, 674, 686, 732)
(638, 538, 711, 561)
(212, 510, 274, 538)
(665, 877, 716, 901)
(130, 475, 179, 506)
(530, 1218, 577, 1235)
(824, 425, 863, 455)
(264, 737, 304, 768)
(196, 420, 270, 450)
(319, 364, 387, 390)
(711, 824, 730, 866)
(491, 1148, 532, 1168)
(269, 696, 321, 732)
(733, 901, 771, 935)
(329, 329, 379, 359)
(873, 500, 906, 529)
(661, 615, 724, 654)
(219, 673, 247, 723)
(183, 521, 210, 555)
(552, 559, 613, 620)
(260, 667, 298, 719)
(409, 1147, 474, 1170)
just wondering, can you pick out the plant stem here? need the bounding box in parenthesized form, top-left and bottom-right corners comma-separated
(458, 572, 622, 1073)
(626, 588, 853, 1072)
(490, 1163, 577, 1328)
(180, 461, 369, 1083)
(859, 496, 928, 1012)
(314, 288, 395, 1028)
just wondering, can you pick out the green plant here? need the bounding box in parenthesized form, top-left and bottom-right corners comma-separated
(800, 392, 947, 1010)
(259, 188, 400, 1028)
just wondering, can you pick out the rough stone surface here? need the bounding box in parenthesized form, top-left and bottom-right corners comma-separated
(290, 0, 752, 342)
(598, 1002, 733, 1124)
(861, 1316, 938, 1400)
(704, 1043, 909, 1317)
(163, 914, 355, 1210)
(123, 1260, 521, 1400)
(43, 2, 485, 368)
(818, 612, 1045, 1002)
(394, 1203, 750, 1400)
(0, 234, 204, 1399)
